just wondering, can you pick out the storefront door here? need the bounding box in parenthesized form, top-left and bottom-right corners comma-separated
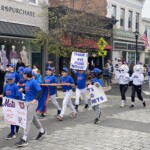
(128, 52, 135, 65)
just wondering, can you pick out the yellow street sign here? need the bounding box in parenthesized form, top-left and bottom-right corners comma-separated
(98, 50, 107, 56)
(98, 38, 108, 51)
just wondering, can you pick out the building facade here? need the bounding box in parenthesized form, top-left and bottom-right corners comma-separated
(142, 18, 150, 65)
(106, 0, 145, 65)
(48, 0, 116, 72)
(0, 0, 48, 70)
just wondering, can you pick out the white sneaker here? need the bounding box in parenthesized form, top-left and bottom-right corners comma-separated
(120, 100, 125, 107)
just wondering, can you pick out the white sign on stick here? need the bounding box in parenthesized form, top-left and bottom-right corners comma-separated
(87, 83, 107, 107)
(2, 97, 27, 129)
(70, 52, 88, 70)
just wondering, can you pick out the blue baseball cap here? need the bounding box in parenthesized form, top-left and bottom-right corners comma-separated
(91, 68, 102, 74)
(7, 64, 14, 68)
(46, 67, 54, 71)
(6, 73, 15, 80)
(32, 72, 38, 77)
(23, 68, 32, 74)
(18, 66, 24, 72)
(62, 68, 68, 73)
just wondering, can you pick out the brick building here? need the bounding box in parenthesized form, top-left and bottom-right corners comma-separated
(48, 0, 116, 72)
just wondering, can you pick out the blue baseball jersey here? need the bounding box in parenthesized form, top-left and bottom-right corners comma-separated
(6, 72, 20, 83)
(60, 75, 74, 92)
(25, 78, 42, 102)
(75, 72, 87, 89)
(4, 83, 21, 99)
(19, 74, 26, 84)
(44, 75, 57, 95)
(92, 78, 103, 86)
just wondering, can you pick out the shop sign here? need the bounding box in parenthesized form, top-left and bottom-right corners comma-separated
(128, 44, 145, 51)
(114, 42, 128, 50)
(1, 5, 35, 17)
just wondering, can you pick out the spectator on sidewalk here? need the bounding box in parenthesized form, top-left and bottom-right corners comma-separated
(0, 62, 5, 106)
(16, 58, 25, 71)
(103, 63, 110, 87)
(107, 60, 114, 83)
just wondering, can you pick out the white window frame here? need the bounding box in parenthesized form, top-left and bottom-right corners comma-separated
(29, 0, 38, 5)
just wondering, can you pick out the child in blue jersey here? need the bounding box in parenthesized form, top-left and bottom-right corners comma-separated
(57, 68, 77, 121)
(37, 70, 43, 84)
(15, 68, 46, 147)
(72, 69, 89, 111)
(6, 64, 20, 84)
(43, 67, 61, 117)
(3, 73, 21, 140)
(91, 68, 103, 124)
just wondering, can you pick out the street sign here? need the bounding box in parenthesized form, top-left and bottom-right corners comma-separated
(98, 38, 108, 51)
(98, 50, 107, 56)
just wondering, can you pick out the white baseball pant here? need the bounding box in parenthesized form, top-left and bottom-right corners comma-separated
(50, 94, 61, 110)
(60, 90, 76, 117)
(75, 88, 88, 105)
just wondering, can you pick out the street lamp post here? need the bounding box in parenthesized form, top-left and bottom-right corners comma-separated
(134, 30, 139, 64)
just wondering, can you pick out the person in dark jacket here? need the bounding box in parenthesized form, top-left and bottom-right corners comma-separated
(0, 62, 5, 106)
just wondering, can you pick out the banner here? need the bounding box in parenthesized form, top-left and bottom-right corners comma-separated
(70, 52, 88, 70)
(2, 97, 27, 129)
(87, 83, 107, 107)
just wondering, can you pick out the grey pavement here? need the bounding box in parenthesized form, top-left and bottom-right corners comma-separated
(0, 81, 150, 150)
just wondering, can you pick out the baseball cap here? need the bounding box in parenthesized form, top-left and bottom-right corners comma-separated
(91, 68, 102, 74)
(6, 73, 15, 80)
(62, 68, 68, 73)
(62, 68, 68, 72)
(46, 67, 54, 71)
(23, 68, 32, 74)
(7, 64, 14, 68)
(18, 66, 24, 73)
(32, 72, 38, 77)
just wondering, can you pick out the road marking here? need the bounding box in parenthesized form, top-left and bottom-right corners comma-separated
(143, 91, 150, 95)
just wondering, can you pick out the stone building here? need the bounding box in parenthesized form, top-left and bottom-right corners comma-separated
(142, 18, 150, 65)
(0, 0, 48, 70)
(106, 0, 146, 65)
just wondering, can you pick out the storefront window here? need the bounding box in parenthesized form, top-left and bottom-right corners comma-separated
(128, 52, 135, 65)
(0, 37, 30, 69)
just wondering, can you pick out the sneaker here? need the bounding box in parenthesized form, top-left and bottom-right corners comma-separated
(39, 114, 46, 119)
(143, 101, 146, 107)
(75, 105, 78, 112)
(57, 115, 63, 121)
(36, 130, 47, 140)
(15, 139, 28, 147)
(120, 104, 125, 108)
(71, 112, 77, 118)
(6, 133, 16, 140)
(129, 104, 134, 108)
(57, 110, 61, 116)
(94, 118, 100, 124)
(83, 104, 89, 110)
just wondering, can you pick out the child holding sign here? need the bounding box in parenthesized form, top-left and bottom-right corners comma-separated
(3, 73, 21, 139)
(72, 69, 89, 111)
(90, 68, 103, 124)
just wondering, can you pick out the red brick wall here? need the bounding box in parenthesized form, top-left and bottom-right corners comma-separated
(49, 0, 107, 17)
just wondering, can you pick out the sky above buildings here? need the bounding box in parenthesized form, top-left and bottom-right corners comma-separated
(142, 0, 150, 18)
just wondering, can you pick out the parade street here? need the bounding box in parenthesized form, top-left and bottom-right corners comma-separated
(0, 82, 150, 150)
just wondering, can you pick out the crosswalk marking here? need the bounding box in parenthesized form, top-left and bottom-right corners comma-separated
(143, 91, 150, 95)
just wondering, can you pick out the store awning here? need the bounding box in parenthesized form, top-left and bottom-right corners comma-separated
(61, 37, 112, 50)
(0, 21, 40, 38)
